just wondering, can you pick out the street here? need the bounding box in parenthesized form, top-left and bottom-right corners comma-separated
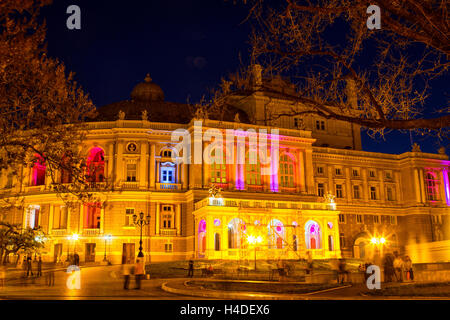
(0, 265, 207, 300)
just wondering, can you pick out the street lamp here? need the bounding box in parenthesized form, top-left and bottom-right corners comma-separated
(103, 234, 112, 262)
(247, 235, 263, 271)
(133, 212, 151, 258)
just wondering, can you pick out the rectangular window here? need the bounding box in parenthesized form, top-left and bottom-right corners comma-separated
(370, 186, 377, 200)
(317, 183, 325, 197)
(390, 216, 397, 225)
(387, 187, 394, 201)
(373, 215, 380, 224)
(125, 208, 135, 226)
(164, 243, 173, 253)
(126, 164, 137, 182)
(84, 203, 101, 229)
(339, 233, 345, 248)
(425, 173, 439, 201)
(356, 214, 363, 224)
(335, 168, 342, 176)
(316, 120, 326, 131)
(353, 185, 361, 199)
(352, 169, 360, 177)
(385, 171, 392, 179)
(161, 167, 175, 183)
(338, 214, 345, 223)
(336, 184, 343, 198)
(317, 166, 324, 175)
(53, 206, 68, 229)
(162, 205, 173, 229)
(369, 170, 376, 178)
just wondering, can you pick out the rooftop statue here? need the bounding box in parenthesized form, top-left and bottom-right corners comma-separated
(118, 110, 125, 120)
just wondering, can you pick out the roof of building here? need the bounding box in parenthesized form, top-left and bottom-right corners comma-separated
(95, 74, 250, 124)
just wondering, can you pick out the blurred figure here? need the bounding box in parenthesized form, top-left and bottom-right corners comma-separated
(122, 263, 132, 290)
(73, 252, 80, 266)
(46, 269, 55, 287)
(393, 252, 403, 282)
(306, 251, 313, 274)
(37, 256, 42, 277)
(0, 265, 6, 287)
(383, 253, 394, 283)
(187, 259, 194, 278)
(134, 259, 144, 289)
(338, 259, 349, 284)
(26, 255, 33, 277)
(207, 264, 214, 277)
(404, 256, 413, 282)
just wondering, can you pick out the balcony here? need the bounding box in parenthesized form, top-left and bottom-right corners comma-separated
(156, 183, 181, 191)
(160, 228, 177, 236)
(83, 228, 100, 236)
(121, 182, 139, 190)
(25, 185, 46, 193)
(51, 229, 67, 236)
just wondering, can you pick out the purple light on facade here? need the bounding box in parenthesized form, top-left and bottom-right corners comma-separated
(198, 220, 206, 233)
(443, 169, 450, 206)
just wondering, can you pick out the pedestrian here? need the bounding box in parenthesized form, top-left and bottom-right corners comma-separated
(393, 252, 403, 282)
(306, 251, 313, 275)
(187, 259, 194, 278)
(383, 253, 394, 283)
(122, 263, 131, 290)
(46, 270, 55, 287)
(37, 256, 42, 277)
(26, 255, 33, 277)
(73, 252, 80, 266)
(134, 259, 145, 289)
(338, 259, 349, 284)
(404, 256, 414, 282)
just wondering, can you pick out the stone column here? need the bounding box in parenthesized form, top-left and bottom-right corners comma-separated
(181, 163, 188, 190)
(345, 167, 352, 202)
(107, 143, 114, 182)
(150, 144, 156, 189)
(116, 141, 124, 186)
(139, 142, 148, 189)
(48, 205, 54, 234)
(100, 207, 105, 234)
(155, 203, 160, 235)
(362, 168, 369, 202)
(413, 168, 422, 203)
(305, 149, 315, 194)
(379, 172, 385, 203)
(176, 204, 181, 236)
(419, 168, 426, 202)
(298, 150, 306, 193)
(328, 166, 334, 195)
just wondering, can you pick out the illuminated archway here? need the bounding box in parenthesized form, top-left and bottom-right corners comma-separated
(86, 147, 105, 183)
(227, 218, 246, 249)
(268, 219, 285, 249)
(198, 220, 206, 256)
(305, 220, 322, 249)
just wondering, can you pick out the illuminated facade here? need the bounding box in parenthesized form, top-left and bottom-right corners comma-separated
(1, 73, 449, 264)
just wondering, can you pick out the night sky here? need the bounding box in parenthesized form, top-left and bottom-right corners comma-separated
(40, 0, 448, 155)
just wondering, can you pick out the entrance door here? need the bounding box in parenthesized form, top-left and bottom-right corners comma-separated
(85, 243, 96, 262)
(54, 244, 62, 263)
(122, 243, 135, 264)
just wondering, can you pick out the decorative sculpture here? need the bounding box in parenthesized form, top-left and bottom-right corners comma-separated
(234, 113, 241, 123)
(412, 143, 421, 152)
(208, 184, 223, 198)
(118, 110, 125, 120)
(141, 110, 148, 121)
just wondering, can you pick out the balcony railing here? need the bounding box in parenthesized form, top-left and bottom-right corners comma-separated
(156, 183, 181, 190)
(25, 185, 46, 193)
(83, 228, 100, 236)
(51, 229, 67, 236)
(121, 182, 139, 190)
(160, 228, 177, 236)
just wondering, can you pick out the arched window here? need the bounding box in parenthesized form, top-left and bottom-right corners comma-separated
(214, 233, 221, 251)
(268, 219, 285, 249)
(162, 149, 173, 158)
(426, 172, 439, 201)
(198, 220, 206, 255)
(279, 154, 295, 188)
(31, 154, 46, 186)
(210, 161, 227, 184)
(305, 220, 321, 249)
(228, 218, 246, 249)
(86, 147, 105, 183)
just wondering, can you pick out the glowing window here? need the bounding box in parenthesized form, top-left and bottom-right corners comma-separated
(31, 154, 46, 186)
(268, 219, 284, 249)
(305, 221, 321, 249)
(279, 154, 294, 188)
(84, 203, 101, 229)
(228, 218, 246, 249)
(426, 172, 439, 201)
(86, 148, 105, 183)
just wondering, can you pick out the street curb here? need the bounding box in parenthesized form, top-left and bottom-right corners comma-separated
(161, 280, 350, 300)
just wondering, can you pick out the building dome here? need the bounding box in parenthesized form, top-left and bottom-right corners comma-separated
(130, 74, 165, 101)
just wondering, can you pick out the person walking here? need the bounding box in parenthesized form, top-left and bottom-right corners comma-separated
(73, 252, 80, 266)
(122, 263, 132, 290)
(393, 252, 403, 282)
(46, 269, 55, 287)
(187, 259, 194, 278)
(37, 256, 42, 278)
(404, 256, 413, 282)
(26, 255, 33, 277)
(134, 259, 145, 290)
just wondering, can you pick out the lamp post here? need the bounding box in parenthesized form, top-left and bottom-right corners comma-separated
(103, 234, 112, 262)
(133, 212, 151, 258)
(247, 235, 263, 271)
